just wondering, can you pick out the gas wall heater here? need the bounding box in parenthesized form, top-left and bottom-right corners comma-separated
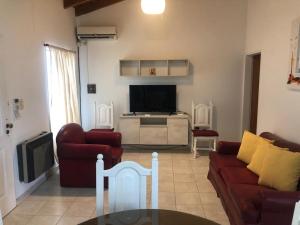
(17, 132, 54, 183)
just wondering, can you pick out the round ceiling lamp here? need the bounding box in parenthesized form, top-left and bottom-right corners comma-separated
(141, 0, 166, 15)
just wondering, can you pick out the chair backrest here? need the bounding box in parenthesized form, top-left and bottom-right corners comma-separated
(96, 152, 158, 216)
(94, 102, 114, 129)
(292, 201, 300, 225)
(192, 101, 213, 129)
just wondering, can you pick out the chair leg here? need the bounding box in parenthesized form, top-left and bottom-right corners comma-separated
(213, 138, 217, 151)
(191, 135, 194, 152)
(193, 138, 197, 159)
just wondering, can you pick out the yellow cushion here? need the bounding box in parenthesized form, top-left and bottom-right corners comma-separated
(237, 131, 270, 164)
(258, 146, 300, 191)
(247, 140, 273, 175)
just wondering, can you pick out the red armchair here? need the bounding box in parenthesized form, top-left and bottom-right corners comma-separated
(56, 123, 123, 187)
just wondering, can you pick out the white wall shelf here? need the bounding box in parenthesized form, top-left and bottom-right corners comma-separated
(120, 59, 189, 77)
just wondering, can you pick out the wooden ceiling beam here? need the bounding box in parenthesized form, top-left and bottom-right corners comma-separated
(64, 0, 92, 9)
(75, 0, 126, 16)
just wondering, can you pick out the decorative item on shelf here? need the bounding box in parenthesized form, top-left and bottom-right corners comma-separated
(287, 16, 300, 90)
(141, 0, 165, 15)
(150, 68, 156, 75)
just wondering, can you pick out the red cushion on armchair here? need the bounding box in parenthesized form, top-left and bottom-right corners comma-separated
(56, 123, 123, 187)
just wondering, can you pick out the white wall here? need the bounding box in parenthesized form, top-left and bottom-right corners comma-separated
(0, 0, 76, 198)
(77, 0, 247, 141)
(245, 0, 300, 142)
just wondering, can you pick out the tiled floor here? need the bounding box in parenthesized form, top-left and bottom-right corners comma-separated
(4, 151, 230, 225)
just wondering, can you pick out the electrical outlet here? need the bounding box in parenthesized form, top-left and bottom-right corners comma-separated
(87, 84, 96, 94)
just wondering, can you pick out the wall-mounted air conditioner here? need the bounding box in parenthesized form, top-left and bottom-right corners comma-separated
(77, 26, 117, 40)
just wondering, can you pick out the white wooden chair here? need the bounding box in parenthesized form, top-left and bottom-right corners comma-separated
(191, 101, 219, 158)
(292, 200, 300, 225)
(96, 152, 158, 216)
(94, 102, 114, 131)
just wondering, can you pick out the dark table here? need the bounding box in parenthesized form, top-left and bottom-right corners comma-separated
(79, 209, 220, 225)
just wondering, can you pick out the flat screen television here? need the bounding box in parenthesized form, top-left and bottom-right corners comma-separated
(129, 85, 176, 113)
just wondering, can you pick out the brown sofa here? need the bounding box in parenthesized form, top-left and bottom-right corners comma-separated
(208, 132, 300, 225)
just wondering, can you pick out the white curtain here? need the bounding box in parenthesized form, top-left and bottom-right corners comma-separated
(45, 46, 80, 140)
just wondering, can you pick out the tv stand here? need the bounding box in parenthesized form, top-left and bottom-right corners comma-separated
(119, 114, 189, 145)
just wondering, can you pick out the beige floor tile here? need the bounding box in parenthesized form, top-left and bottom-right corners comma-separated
(26, 215, 61, 225)
(75, 196, 96, 203)
(3, 214, 33, 225)
(196, 180, 215, 193)
(158, 192, 175, 206)
(194, 173, 208, 181)
(159, 159, 173, 168)
(158, 204, 176, 210)
(193, 166, 209, 174)
(173, 167, 194, 175)
(176, 205, 205, 217)
(174, 173, 195, 182)
(199, 192, 221, 204)
(158, 153, 173, 160)
(46, 196, 77, 203)
(64, 202, 95, 217)
(138, 153, 152, 160)
(13, 201, 46, 215)
(172, 153, 193, 160)
(173, 160, 192, 167)
(159, 181, 175, 192)
(159, 173, 173, 182)
(203, 204, 229, 225)
(36, 201, 72, 216)
(174, 182, 198, 193)
(136, 159, 151, 167)
(56, 216, 90, 225)
(25, 195, 51, 202)
(175, 193, 201, 205)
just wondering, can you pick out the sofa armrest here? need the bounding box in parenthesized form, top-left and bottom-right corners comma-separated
(260, 190, 300, 225)
(58, 143, 112, 161)
(216, 141, 241, 155)
(85, 132, 122, 147)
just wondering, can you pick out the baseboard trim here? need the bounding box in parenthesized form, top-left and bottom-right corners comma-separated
(16, 165, 58, 204)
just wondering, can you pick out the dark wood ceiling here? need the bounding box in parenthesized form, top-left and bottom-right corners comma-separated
(64, 0, 126, 16)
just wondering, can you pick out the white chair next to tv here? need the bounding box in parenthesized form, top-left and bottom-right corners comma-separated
(94, 101, 114, 131)
(96, 152, 159, 216)
(292, 200, 300, 225)
(191, 101, 219, 158)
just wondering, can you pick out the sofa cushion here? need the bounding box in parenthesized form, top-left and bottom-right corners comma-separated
(210, 151, 246, 172)
(220, 167, 259, 187)
(237, 131, 271, 164)
(259, 146, 300, 192)
(228, 183, 272, 224)
(247, 141, 274, 176)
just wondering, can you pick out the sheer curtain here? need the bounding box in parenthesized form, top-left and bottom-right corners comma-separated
(45, 46, 80, 141)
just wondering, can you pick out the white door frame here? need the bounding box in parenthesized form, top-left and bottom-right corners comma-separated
(0, 71, 17, 217)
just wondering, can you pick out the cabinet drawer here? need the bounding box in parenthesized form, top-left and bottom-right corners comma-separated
(167, 119, 188, 145)
(167, 118, 188, 127)
(140, 126, 167, 145)
(119, 119, 140, 144)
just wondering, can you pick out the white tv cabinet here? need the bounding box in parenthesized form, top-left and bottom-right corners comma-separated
(119, 114, 189, 145)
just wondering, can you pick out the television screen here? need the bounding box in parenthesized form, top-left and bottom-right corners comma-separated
(129, 85, 176, 113)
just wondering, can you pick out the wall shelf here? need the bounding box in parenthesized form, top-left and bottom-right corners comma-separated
(120, 59, 189, 77)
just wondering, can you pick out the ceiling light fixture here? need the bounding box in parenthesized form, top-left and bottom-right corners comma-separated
(141, 0, 165, 15)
